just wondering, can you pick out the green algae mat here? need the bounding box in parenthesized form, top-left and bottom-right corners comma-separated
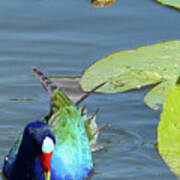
(158, 79, 180, 176)
(81, 40, 180, 110)
(157, 0, 180, 10)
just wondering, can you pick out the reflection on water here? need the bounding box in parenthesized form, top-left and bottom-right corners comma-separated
(0, 0, 180, 179)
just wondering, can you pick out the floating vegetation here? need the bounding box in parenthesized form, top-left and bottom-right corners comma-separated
(156, 0, 180, 10)
(136, 167, 144, 170)
(8, 98, 36, 102)
(158, 78, 180, 176)
(81, 40, 180, 110)
(91, 0, 115, 8)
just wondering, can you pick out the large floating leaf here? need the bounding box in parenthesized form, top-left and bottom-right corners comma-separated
(158, 79, 180, 176)
(157, 0, 180, 10)
(81, 40, 180, 110)
(144, 80, 174, 110)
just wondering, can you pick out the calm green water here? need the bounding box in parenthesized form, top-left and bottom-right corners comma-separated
(0, 0, 180, 179)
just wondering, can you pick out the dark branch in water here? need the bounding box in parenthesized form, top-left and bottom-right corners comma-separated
(76, 81, 106, 105)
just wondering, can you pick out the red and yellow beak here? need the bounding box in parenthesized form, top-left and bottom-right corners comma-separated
(44, 171, 50, 180)
(39, 152, 53, 180)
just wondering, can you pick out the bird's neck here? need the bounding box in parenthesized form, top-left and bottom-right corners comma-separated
(12, 143, 40, 179)
(17, 146, 37, 165)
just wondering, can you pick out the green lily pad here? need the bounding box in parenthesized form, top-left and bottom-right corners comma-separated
(144, 80, 174, 110)
(157, 0, 180, 10)
(81, 40, 180, 110)
(158, 79, 180, 176)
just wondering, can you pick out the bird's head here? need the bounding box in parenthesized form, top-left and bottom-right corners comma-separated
(21, 121, 55, 180)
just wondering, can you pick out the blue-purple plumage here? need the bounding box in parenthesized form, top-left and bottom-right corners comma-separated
(2, 67, 106, 180)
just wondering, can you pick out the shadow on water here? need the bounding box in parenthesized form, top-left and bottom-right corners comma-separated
(0, 0, 179, 179)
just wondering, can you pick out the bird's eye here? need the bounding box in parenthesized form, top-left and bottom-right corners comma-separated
(42, 136, 55, 153)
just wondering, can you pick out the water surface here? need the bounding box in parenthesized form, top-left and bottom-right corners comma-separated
(0, 0, 180, 179)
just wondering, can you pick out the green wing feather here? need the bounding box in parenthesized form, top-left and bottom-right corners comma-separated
(32, 67, 107, 151)
(2, 67, 107, 178)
